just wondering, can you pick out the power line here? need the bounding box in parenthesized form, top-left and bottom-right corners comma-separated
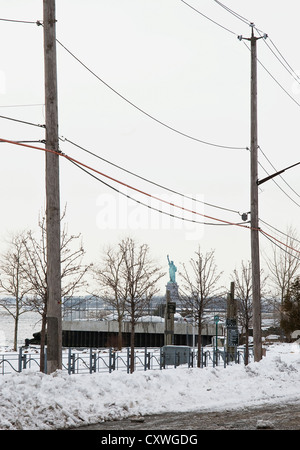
(260, 34, 300, 86)
(212, 0, 299, 91)
(0, 140, 44, 144)
(258, 158, 300, 209)
(186, 2, 300, 111)
(68, 157, 245, 227)
(212, 0, 251, 26)
(260, 229, 300, 257)
(62, 136, 241, 215)
(1, 26, 247, 150)
(267, 38, 300, 80)
(242, 40, 300, 109)
(0, 17, 40, 25)
(259, 146, 300, 200)
(4, 137, 300, 255)
(180, 0, 238, 36)
(0, 137, 252, 229)
(0, 103, 44, 108)
(260, 231, 300, 262)
(3, 9, 300, 254)
(0, 114, 45, 128)
(55, 36, 246, 151)
(254, 25, 300, 86)
(259, 218, 300, 246)
(187, 0, 300, 109)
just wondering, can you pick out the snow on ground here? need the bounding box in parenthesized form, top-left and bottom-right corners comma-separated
(1, 343, 300, 430)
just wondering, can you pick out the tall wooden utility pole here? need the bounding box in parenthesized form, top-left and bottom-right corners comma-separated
(43, 0, 62, 373)
(250, 25, 262, 362)
(239, 24, 267, 362)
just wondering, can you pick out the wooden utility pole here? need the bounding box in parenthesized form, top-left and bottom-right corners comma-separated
(239, 24, 267, 362)
(250, 25, 262, 362)
(43, 0, 62, 373)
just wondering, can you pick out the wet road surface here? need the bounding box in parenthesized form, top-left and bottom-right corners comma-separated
(73, 401, 300, 430)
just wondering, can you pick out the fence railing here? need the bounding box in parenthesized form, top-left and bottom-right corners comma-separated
(0, 346, 253, 375)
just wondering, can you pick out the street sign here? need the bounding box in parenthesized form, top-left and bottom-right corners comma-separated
(168, 302, 176, 314)
(214, 315, 220, 324)
(226, 318, 237, 328)
(227, 327, 239, 346)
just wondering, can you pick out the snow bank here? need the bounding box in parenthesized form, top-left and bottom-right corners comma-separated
(1, 343, 300, 430)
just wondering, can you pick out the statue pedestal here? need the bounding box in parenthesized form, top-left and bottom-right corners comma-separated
(166, 282, 179, 302)
(164, 282, 178, 345)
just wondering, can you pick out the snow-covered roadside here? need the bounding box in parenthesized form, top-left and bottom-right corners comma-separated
(0, 343, 300, 430)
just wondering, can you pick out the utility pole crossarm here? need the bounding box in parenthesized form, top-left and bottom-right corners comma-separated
(257, 161, 300, 185)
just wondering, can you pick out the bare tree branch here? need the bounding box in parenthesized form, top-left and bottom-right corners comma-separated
(94, 237, 165, 369)
(265, 225, 300, 306)
(179, 246, 223, 367)
(0, 232, 32, 350)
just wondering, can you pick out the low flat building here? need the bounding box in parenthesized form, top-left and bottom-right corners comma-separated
(62, 319, 224, 348)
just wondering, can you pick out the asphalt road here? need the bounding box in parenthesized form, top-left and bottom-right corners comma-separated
(73, 401, 300, 431)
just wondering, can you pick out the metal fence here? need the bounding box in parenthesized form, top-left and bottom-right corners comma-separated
(0, 346, 253, 375)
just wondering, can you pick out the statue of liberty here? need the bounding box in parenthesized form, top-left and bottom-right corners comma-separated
(167, 255, 177, 283)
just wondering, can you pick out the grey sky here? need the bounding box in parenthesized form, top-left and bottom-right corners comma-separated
(0, 0, 300, 293)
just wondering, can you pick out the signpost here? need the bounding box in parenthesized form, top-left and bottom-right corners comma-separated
(214, 315, 220, 353)
(164, 290, 176, 345)
(226, 283, 239, 361)
(227, 319, 239, 347)
(214, 315, 220, 366)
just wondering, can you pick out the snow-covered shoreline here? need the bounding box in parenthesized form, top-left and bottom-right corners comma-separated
(0, 343, 300, 430)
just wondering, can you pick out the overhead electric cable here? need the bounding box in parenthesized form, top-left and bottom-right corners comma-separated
(54, 37, 246, 151)
(63, 136, 241, 215)
(0, 137, 251, 229)
(242, 41, 300, 109)
(212, 2, 271, 41)
(260, 229, 300, 256)
(259, 146, 300, 200)
(260, 230, 300, 262)
(258, 159, 300, 209)
(259, 218, 300, 246)
(0, 17, 39, 25)
(188, 1, 300, 110)
(213, 0, 251, 26)
(254, 26, 300, 86)
(0, 140, 44, 144)
(0, 103, 44, 108)
(4, 137, 300, 254)
(259, 33, 300, 86)
(0, 114, 45, 128)
(180, 0, 237, 35)
(68, 158, 245, 227)
(268, 37, 300, 82)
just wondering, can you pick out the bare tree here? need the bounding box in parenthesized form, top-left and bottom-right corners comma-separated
(0, 232, 32, 350)
(265, 226, 300, 311)
(119, 238, 165, 373)
(280, 276, 300, 341)
(22, 210, 91, 371)
(231, 261, 252, 365)
(93, 246, 126, 349)
(232, 260, 268, 365)
(22, 219, 48, 368)
(180, 247, 222, 367)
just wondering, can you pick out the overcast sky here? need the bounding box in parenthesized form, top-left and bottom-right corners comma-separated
(1, 0, 300, 294)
